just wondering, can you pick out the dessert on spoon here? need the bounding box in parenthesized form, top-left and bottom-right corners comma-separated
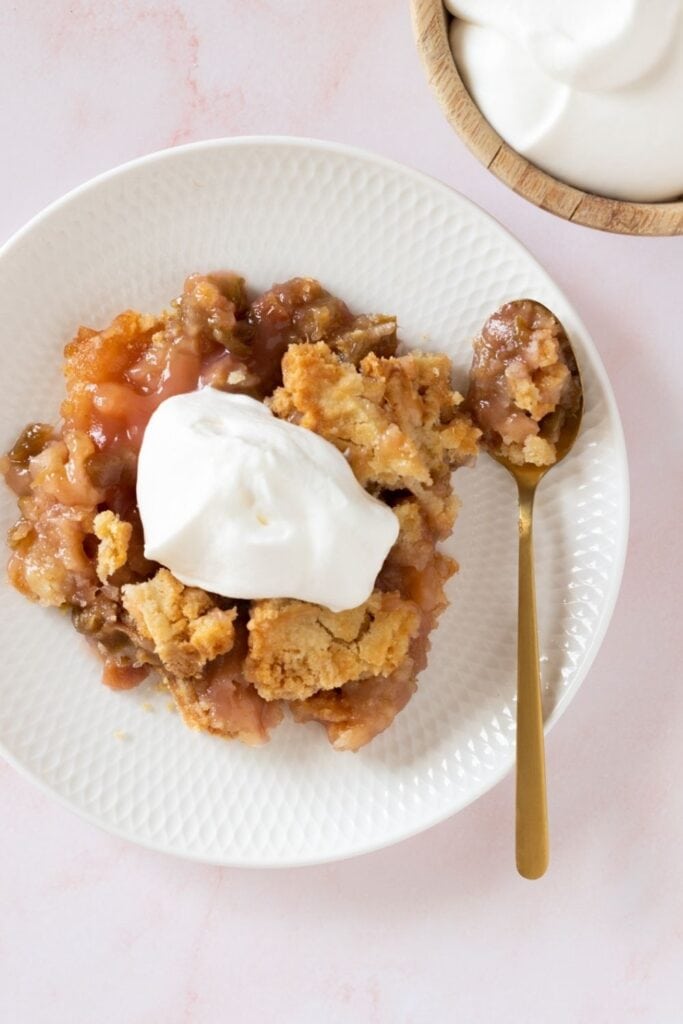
(467, 299, 583, 878)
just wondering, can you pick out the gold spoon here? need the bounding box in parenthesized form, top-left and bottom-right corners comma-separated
(471, 301, 583, 879)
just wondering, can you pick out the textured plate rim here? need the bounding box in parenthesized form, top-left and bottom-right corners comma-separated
(0, 136, 630, 867)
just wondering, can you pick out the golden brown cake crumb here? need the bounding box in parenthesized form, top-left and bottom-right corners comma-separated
(509, 435, 557, 467)
(245, 590, 421, 701)
(93, 510, 132, 583)
(270, 342, 480, 493)
(122, 568, 237, 678)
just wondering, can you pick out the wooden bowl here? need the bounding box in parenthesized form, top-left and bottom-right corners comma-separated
(411, 0, 683, 236)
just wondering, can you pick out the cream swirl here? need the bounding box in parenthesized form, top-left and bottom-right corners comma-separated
(446, 0, 683, 201)
(137, 389, 398, 612)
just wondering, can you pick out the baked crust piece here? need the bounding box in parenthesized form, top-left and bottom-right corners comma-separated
(122, 568, 237, 678)
(93, 510, 132, 583)
(245, 590, 420, 702)
(270, 342, 480, 494)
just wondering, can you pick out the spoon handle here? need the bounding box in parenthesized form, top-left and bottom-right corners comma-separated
(515, 481, 549, 879)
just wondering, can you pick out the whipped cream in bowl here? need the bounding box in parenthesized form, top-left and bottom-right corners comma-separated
(445, 0, 683, 202)
(136, 388, 399, 613)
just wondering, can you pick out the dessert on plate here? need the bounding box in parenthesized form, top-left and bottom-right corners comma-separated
(1, 273, 482, 751)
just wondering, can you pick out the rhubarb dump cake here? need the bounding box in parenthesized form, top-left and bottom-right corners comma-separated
(1, 274, 482, 751)
(466, 300, 580, 467)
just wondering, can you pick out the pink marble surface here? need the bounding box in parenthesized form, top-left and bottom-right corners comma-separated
(0, 3, 681, 1021)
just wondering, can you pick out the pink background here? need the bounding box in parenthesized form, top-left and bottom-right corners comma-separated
(1, 3, 682, 1022)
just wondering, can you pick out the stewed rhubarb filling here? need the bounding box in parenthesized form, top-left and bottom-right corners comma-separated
(466, 300, 579, 467)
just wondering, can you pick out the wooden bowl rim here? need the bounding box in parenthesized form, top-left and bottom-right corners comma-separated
(410, 0, 683, 236)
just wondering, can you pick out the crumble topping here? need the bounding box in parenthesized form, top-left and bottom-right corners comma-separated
(93, 511, 132, 583)
(121, 568, 237, 678)
(245, 590, 420, 701)
(270, 342, 480, 492)
(516, 435, 558, 467)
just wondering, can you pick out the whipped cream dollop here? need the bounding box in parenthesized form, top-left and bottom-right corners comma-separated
(446, 0, 683, 201)
(137, 389, 399, 612)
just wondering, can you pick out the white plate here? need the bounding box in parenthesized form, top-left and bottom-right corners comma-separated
(0, 138, 628, 866)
